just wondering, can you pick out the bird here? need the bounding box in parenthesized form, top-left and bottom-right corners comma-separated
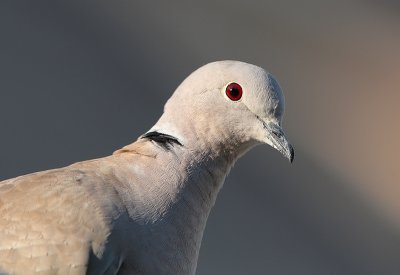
(0, 60, 294, 275)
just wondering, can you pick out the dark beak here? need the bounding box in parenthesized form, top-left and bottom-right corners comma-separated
(263, 121, 294, 163)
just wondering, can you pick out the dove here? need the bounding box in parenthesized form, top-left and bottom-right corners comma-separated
(0, 60, 293, 274)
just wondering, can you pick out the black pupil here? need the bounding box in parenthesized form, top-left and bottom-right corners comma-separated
(230, 87, 239, 97)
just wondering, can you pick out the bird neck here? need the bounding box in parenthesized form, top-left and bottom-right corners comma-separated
(115, 137, 238, 274)
(130, 119, 256, 274)
(151, 146, 233, 274)
(115, 109, 257, 273)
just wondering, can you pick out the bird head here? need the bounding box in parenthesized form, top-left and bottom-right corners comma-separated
(155, 60, 294, 163)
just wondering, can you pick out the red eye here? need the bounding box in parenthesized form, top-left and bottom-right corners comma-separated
(225, 83, 243, 101)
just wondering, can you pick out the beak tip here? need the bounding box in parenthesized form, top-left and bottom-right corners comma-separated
(262, 120, 294, 164)
(289, 145, 295, 163)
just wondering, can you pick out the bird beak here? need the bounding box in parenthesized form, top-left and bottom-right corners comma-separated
(262, 121, 294, 163)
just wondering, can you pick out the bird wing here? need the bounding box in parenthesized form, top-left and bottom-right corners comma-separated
(0, 159, 125, 275)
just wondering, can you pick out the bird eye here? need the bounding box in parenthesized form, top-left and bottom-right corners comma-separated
(225, 83, 243, 101)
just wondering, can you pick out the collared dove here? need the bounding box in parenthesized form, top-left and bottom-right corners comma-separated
(0, 60, 293, 275)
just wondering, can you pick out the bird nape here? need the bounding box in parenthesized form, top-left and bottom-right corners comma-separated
(0, 60, 293, 275)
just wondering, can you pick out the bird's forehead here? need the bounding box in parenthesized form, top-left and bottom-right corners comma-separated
(197, 61, 267, 86)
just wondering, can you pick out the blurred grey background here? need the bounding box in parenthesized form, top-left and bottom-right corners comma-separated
(1, 1, 400, 274)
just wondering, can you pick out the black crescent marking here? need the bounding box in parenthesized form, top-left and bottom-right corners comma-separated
(142, 131, 183, 149)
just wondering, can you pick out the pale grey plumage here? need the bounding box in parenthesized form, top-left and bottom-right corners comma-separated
(0, 60, 293, 274)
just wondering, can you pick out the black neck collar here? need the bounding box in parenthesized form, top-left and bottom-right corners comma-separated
(142, 131, 183, 149)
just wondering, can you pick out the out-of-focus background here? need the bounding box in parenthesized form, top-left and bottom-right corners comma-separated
(1, 1, 399, 274)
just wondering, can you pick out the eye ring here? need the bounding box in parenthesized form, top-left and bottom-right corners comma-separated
(225, 82, 243, 101)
